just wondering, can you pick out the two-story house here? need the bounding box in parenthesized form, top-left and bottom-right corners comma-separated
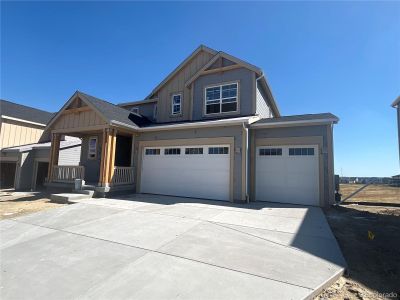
(44, 45, 339, 207)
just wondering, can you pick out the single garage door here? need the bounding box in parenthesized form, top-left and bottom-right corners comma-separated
(140, 145, 230, 201)
(256, 145, 319, 206)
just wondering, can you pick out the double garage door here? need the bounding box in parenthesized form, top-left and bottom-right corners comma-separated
(256, 145, 320, 206)
(140, 142, 320, 206)
(140, 145, 230, 201)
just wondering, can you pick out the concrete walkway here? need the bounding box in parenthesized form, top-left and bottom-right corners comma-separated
(1, 194, 346, 300)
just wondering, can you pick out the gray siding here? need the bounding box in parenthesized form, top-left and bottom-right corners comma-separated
(135, 126, 244, 201)
(58, 145, 81, 166)
(192, 68, 256, 120)
(80, 134, 102, 183)
(124, 102, 156, 122)
(256, 83, 272, 118)
(252, 125, 332, 206)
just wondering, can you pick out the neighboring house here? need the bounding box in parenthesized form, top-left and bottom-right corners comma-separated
(0, 99, 53, 148)
(0, 100, 81, 190)
(43, 45, 339, 207)
(392, 96, 400, 161)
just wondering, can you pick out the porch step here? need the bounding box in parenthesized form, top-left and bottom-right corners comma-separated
(73, 189, 95, 197)
(82, 184, 96, 191)
(50, 193, 92, 204)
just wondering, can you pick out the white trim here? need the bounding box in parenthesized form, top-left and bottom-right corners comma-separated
(171, 93, 182, 115)
(140, 116, 260, 132)
(1, 115, 47, 127)
(391, 95, 400, 108)
(110, 120, 139, 130)
(118, 98, 158, 107)
(204, 81, 239, 116)
(250, 118, 339, 128)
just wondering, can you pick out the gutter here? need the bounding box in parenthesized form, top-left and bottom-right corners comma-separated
(250, 118, 339, 128)
(1, 115, 47, 127)
(139, 116, 260, 132)
(110, 120, 140, 131)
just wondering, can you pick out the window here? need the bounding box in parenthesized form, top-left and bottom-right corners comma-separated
(289, 147, 315, 156)
(131, 107, 139, 114)
(165, 148, 181, 155)
(259, 148, 282, 156)
(145, 148, 160, 155)
(171, 94, 182, 115)
(185, 147, 203, 155)
(205, 83, 238, 115)
(208, 147, 229, 154)
(88, 137, 97, 159)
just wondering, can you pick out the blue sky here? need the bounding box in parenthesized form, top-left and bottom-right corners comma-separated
(1, 1, 399, 177)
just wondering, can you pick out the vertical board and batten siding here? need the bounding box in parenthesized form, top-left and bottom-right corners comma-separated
(256, 83, 272, 119)
(0, 119, 44, 149)
(154, 50, 215, 123)
(52, 109, 106, 130)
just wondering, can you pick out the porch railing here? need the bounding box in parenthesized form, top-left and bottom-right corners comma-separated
(112, 166, 134, 185)
(52, 165, 85, 183)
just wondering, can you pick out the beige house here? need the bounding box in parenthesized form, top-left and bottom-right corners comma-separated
(42, 45, 339, 207)
(0, 100, 81, 190)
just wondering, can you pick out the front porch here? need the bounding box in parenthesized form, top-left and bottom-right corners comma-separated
(47, 129, 135, 196)
(45, 93, 137, 196)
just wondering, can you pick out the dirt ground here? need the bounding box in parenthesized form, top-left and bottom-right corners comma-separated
(316, 204, 400, 300)
(340, 184, 400, 204)
(0, 191, 65, 220)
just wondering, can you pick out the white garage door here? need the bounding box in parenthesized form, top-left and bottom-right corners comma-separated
(256, 145, 320, 206)
(140, 145, 230, 201)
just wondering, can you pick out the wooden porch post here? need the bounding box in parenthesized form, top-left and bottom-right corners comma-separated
(98, 128, 117, 187)
(47, 133, 61, 182)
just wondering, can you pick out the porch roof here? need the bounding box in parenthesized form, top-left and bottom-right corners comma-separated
(71, 92, 150, 129)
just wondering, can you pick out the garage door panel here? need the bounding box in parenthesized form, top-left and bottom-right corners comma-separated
(256, 145, 319, 206)
(141, 145, 230, 201)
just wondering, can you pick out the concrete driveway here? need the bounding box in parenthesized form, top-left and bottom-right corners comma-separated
(1, 194, 346, 300)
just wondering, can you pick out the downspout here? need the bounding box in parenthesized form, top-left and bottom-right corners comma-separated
(242, 122, 250, 203)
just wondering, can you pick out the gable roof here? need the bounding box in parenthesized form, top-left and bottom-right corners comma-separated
(0, 99, 54, 125)
(392, 96, 400, 107)
(145, 45, 217, 99)
(46, 91, 145, 131)
(185, 51, 262, 87)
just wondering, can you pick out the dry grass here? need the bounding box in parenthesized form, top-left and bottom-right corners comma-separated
(0, 191, 66, 220)
(340, 184, 400, 204)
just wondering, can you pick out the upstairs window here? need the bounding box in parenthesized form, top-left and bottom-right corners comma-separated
(205, 83, 238, 115)
(171, 94, 182, 115)
(131, 107, 139, 114)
